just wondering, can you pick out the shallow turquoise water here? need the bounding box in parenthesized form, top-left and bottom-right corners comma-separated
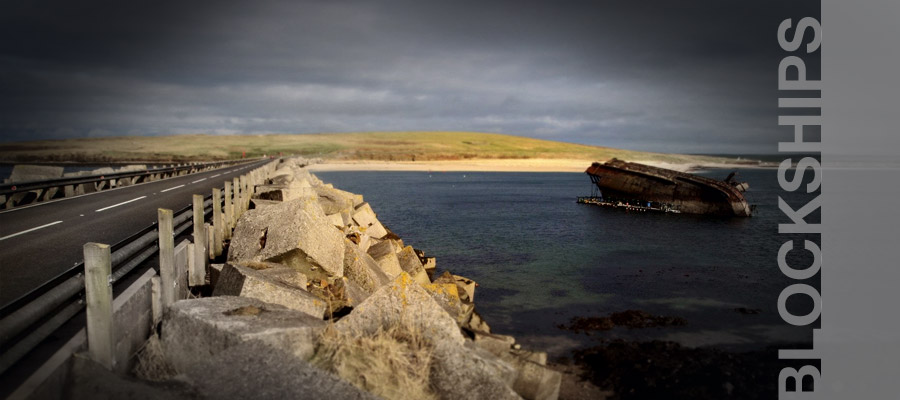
(317, 169, 818, 356)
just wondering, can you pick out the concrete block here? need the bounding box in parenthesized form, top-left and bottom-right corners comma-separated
(351, 203, 388, 239)
(90, 167, 116, 176)
(365, 240, 403, 278)
(250, 198, 283, 209)
(397, 246, 430, 286)
(326, 213, 345, 229)
(336, 273, 464, 345)
(473, 331, 516, 357)
(511, 349, 548, 366)
(422, 282, 472, 325)
(212, 262, 324, 318)
(161, 297, 372, 400)
(252, 183, 315, 202)
(502, 355, 561, 400)
(313, 185, 356, 215)
(7, 164, 64, 182)
(342, 239, 390, 296)
(162, 296, 325, 366)
(228, 197, 345, 280)
(467, 309, 492, 333)
(430, 340, 520, 400)
(434, 271, 477, 302)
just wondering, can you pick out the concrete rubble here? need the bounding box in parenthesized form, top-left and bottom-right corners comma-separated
(100, 158, 559, 400)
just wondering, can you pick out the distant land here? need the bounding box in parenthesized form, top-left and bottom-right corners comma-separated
(0, 132, 759, 171)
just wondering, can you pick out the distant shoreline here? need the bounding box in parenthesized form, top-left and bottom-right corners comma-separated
(307, 158, 772, 173)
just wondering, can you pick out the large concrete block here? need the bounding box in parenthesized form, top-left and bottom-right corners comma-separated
(90, 167, 116, 175)
(351, 203, 388, 239)
(467, 309, 492, 333)
(430, 340, 521, 400)
(252, 183, 314, 202)
(501, 354, 561, 400)
(8, 164, 64, 182)
(423, 282, 476, 328)
(366, 240, 403, 278)
(397, 246, 430, 286)
(434, 271, 477, 302)
(161, 297, 325, 369)
(326, 213, 345, 229)
(228, 197, 345, 280)
(342, 239, 390, 297)
(313, 185, 356, 215)
(212, 262, 325, 318)
(336, 273, 464, 346)
(160, 297, 372, 400)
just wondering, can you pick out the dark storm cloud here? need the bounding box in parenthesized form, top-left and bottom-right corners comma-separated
(0, 0, 818, 153)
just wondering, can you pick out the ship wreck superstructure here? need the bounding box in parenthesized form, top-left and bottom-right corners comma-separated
(583, 159, 753, 217)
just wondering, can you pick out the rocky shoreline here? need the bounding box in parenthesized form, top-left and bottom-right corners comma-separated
(73, 158, 563, 399)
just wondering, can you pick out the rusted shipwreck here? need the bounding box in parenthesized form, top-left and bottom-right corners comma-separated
(584, 159, 753, 217)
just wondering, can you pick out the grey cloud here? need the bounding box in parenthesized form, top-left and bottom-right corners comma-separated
(0, 0, 819, 153)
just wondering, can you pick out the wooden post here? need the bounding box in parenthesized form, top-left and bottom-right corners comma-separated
(239, 175, 247, 213)
(83, 242, 114, 370)
(157, 208, 176, 308)
(245, 173, 252, 210)
(233, 177, 242, 221)
(190, 195, 207, 286)
(224, 181, 233, 239)
(177, 241, 190, 300)
(212, 188, 223, 257)
(206, 222, 214, 260)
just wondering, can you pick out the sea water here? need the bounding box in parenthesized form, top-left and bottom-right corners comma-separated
(316, 169, 818, 356)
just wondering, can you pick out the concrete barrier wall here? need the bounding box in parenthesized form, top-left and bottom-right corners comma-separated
(9, 268, 157, 400)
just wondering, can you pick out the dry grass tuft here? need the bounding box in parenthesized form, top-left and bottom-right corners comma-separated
(311, 321, 436, 400)
(132, 334, 177, 382)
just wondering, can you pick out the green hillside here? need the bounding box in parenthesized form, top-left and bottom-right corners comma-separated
(0, 131, 734, 164)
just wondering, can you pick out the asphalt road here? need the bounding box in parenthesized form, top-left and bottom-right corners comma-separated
(0, 159, 269, 307)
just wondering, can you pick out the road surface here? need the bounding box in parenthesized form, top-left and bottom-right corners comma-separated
(0, 159, 269, 307)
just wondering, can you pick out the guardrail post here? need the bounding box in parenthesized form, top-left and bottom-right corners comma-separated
(190, 195, 207, 286)
(212, 188, 223, 257)
(239, 175, 247, 213)
(206, 222, 214, 260)
(233, 177, 242, 222)
(157, 208, 176, 307)
(84, 242, 115, 370)
(245, 173, 253, 210)
(224, 181, 233, 239)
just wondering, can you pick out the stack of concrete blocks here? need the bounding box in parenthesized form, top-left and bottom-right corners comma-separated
(151, 158, 560, 400)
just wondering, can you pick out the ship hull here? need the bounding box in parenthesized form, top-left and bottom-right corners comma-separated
(585, 159, 752, 217)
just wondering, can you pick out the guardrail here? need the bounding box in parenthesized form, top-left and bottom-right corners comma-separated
(0, 158, 278, 397)
(0, 158, 258, 210)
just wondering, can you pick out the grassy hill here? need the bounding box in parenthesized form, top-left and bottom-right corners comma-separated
(0, 131, 733, 164)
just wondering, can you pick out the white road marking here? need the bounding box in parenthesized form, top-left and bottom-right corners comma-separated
(160, 185, 184, 193)
(211, 174, 221, 178)
(0, 220, 63, 241)
(95, 196, 146, 212)
(192, 178, 207, 184)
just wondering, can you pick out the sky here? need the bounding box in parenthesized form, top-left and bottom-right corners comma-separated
(0, 0, 819, 154)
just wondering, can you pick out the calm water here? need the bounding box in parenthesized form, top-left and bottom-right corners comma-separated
(316, 169, 819, 356)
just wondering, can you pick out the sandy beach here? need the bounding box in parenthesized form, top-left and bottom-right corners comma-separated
(306, 158, 766, 173)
